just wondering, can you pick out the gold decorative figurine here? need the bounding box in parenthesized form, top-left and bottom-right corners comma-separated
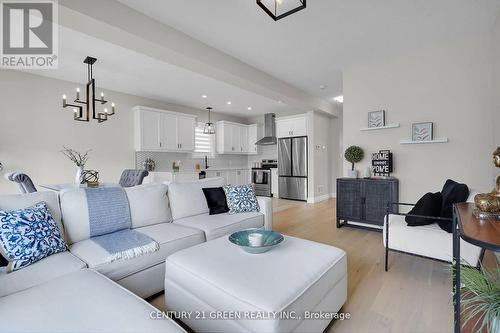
(474, 146, 500, 219)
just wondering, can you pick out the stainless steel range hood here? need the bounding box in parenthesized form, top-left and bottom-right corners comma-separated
(255, 113, 277, 145)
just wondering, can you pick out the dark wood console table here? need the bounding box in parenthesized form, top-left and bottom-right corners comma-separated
(452, 203, 500, 333)
(336, 178, 399, 230)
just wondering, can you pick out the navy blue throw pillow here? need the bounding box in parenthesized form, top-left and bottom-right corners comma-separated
(202, 187, 229, 215)
(438, 179, 469, 233)
(405, 192, 443, 226)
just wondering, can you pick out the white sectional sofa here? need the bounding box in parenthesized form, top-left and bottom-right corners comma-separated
(0, 177, 272, 332)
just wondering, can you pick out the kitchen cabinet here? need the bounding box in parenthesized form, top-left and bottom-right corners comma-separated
(205, 169, 251, 185)
(143, 171, 199, 184)
(139, 110, 161, 150)
(226, 170, 238, 185)
(231, 125, 241, 153)
(134, 106, 196, 152)
(247, 125, 260, 154)
(239, 126, 248, 153)
(176, 115, 195, 151)
(216, 121, 262, 155)
(276, 114, 308, 138)
(271, 168, 278, 195)
(161, 113, 177, 150)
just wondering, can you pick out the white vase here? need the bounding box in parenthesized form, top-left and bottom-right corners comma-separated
(347, 169, 358, 178)
(75, 166, 83, 185)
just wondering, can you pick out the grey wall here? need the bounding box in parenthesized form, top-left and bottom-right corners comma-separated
(343, 35, 496, 203)
(0, 70, 245, 194)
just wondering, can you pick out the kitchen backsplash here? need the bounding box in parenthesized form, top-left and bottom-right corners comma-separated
(248, 145, 278, 166)
(135, 151, 249, 171)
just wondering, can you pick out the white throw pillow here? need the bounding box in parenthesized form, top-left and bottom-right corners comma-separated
(168, 178, 225, 220)
(125, 184, 172, 228)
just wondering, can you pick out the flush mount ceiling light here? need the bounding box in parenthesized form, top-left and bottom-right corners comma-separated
(204, 107, 216, 135)
(202, 94, 207, 98)
(333, 95, 343, 103)
(257, 0, 306, 21)
(227, 101, 232, 105)
(247, 107, 253, 111)
(62, 56, 116, 123)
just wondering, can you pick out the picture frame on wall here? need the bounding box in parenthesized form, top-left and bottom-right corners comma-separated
(368, 110, 386, 128)
(411, 122, 433, 142)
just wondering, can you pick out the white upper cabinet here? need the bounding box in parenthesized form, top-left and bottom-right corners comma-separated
(247, 125, 259, 154)
(134, 106, 196, 152)
(139, 110, 161, 150)
(276, 114, 308, 138)
(161, 113, 177, 150)
(239, 126, 248, 153)
(176, 115, 195, 151)
(216, 121, 262, 155)
(231, 124, 241, 153)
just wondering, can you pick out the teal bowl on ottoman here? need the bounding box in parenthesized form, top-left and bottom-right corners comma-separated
(228, 229, 284, 254)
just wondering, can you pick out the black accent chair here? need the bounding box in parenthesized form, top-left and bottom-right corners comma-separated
(119, 169, 149, 188)
(5, 172, 37, 194)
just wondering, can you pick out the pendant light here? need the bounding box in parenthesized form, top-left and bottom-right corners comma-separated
(204, 107, 216, 134)
(257, 0, 306, 21)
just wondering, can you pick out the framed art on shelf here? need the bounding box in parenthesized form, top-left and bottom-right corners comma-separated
(412, 122, 433, 142)
(368, 110, 386, 128)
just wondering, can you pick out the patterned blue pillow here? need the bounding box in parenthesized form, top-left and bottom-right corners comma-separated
(223, 184, 260, 214)
(0, 202, 67, 272)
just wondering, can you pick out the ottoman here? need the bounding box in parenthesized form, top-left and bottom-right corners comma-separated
(164, 235, 347, 333)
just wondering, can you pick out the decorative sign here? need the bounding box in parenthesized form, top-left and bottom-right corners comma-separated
(372, 150, 393, 177)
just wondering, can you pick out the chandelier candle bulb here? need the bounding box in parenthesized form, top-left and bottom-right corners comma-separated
(76, 88, 80, 100)
(62, 94, 67, 107)
(100, 92, 104, 101)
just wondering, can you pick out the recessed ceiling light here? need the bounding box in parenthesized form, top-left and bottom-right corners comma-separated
(319, 85, 328, 90)
(227, 101, 232, 105)
(333, 95, 343, 103)
(247, 107, 252, 111)
(202, 95, 207, 98)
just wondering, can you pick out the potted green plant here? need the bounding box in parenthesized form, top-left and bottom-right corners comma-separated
(344, 145, 364, 178)
(459, 264, 500, 333)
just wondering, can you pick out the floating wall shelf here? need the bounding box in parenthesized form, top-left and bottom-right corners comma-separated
(399, 138, 448, 145)
(360, 124, 400, 131)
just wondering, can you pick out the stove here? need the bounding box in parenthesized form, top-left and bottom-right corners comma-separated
(251, 160, 277, 197)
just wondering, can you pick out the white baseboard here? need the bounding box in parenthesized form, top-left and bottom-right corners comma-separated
(307, 193, 335, 204)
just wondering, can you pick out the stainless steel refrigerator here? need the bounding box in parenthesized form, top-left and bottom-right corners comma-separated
(278, 137, 308, 201)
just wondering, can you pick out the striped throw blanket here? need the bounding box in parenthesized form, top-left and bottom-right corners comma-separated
(84, 187, 159, 263)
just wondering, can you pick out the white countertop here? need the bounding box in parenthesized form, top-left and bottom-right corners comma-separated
(202, 167, 251, 171)
(149, 167, 251, 173)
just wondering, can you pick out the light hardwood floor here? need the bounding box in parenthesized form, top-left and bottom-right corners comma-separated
(150, 198, 497, 333)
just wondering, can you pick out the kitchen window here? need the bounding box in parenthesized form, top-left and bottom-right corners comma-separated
(193, 122, 215, 157)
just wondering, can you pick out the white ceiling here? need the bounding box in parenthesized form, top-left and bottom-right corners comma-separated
(26, 26, 296, 117)
(119, 0, 500, 100)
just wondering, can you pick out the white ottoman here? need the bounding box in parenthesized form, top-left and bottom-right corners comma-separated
(165, 235, 347, 333)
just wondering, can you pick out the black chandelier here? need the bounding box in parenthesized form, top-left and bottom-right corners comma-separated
(257, 0, 306, 21)
(62, 56, 115, 123)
